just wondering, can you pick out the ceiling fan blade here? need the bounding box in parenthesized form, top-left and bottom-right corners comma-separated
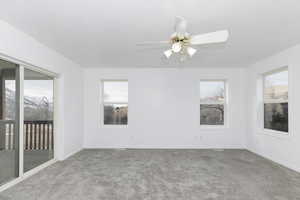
(190, 30, 229, 45)
(136, 41, 170, 46)
(174, 16, 187, 37)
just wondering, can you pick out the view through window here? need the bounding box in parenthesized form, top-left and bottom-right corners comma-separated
(23, 68, 54, 172)
(200, 81, 225, 126)
(102, 81, 128, 125)
(0, 59, 19, 186)
(263, 68, 288, 133)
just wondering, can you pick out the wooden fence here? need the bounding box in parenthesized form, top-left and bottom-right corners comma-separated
(0, 120, 53, 150)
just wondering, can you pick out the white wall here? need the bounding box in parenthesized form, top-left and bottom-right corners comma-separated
(84, 67, 247, 149)
(0, 20, 84, 160)
(1, 12, 299, 174)
(246, 44, 300, 172)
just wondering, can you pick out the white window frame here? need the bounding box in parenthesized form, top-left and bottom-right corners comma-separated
(101, 80, 128, 127)
(261, 66, 289, 135)
(199, 79, 228, 128)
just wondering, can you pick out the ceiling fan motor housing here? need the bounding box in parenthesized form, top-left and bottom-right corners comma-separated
(170, 35, 190, 53)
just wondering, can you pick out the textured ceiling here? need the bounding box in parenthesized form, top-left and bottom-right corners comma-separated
(0, 0, 299, 68)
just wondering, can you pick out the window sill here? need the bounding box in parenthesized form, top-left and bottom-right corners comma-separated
(199, 125, 229, 130)
(260, 128, 290, 138)
(102, 125, 128, 128)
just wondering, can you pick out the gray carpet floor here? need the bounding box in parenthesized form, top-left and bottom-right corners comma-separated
(0, 150, 54, 185)
(1, 149, 300, 200)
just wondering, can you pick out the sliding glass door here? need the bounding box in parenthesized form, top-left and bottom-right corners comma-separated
(23, 69, 54, 172)
(0, 58, 56, 186)
(0, 59, 20, 186)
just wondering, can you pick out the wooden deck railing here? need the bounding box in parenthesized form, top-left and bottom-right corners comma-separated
(0, 120, 53, 150)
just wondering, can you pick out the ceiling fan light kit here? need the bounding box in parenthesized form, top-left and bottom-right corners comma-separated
(172, 42, 182, 53)
(164, 49, 173, 58)
(138, 16, 229, 62)
(187, 47, 197, 57)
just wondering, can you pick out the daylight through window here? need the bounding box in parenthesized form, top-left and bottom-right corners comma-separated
(263, 68, 288, 133)
(200, 81, 226, 126)
(102, 80, 128, 125)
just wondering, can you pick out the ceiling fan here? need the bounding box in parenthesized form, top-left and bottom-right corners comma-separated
(138, 16, 229, 61)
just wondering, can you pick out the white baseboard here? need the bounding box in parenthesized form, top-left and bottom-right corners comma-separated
(246, 149, 300, 173)
(83, 145, 245, 149)
(62, 148, 83, 161)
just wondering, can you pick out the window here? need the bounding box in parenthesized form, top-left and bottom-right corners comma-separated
(200, 80, 226, 126)
(263, 68, 288, 133)
(102, 80, 128, 125)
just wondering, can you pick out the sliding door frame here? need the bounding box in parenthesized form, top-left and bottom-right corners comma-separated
(17, 66, 24, 177)
(0, 53, 59, 192)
